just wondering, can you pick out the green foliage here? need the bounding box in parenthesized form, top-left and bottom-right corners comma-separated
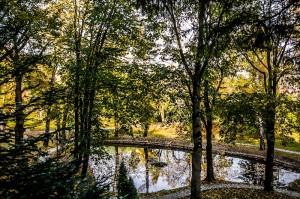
(0, 133, 110, 198)
(218, 91, 270, 144)
(117, 161, 138, 199)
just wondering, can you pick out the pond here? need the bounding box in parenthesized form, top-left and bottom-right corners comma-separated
(89, 146, 300, 193)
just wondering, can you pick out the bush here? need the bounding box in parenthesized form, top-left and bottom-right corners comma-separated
(117, 161, 138, 199)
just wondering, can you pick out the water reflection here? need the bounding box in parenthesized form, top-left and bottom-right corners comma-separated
(89, 146, 300, 193)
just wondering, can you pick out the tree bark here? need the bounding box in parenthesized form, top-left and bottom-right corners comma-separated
(15, 74, 24, 146)
(44, 66, 57, 147)
(191, 77, 202, 199)
(81, 65, 96, 177)
(204, 80, 215, 182)
(61, 106, 68, 141)
(114, 146, 119, 193)
(73, 0, 82, 163)
(264, 100, 276, 191)
(144, 148, 149, 194)
(43, 108, 51, 147)
(143, 123, 149, 137)
(205, 118, 214, 181)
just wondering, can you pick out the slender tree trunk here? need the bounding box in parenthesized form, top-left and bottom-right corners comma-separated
(160, 103, 165, 123)
(191, 78, 202, 199)
(73, 0, 82, 163)
(15, 74, 24, 146)
(56, 114, 61, 139)
(144, 148, 149, 194)
(204, 80, 214, 182)
(44, 109, 51, 147)
(205, 119, 214, 181)
(114, 146, 119, 193)
(61, 106, 68, 141)
(256, 72, 265, 150)
(44, 65, 57, 146)
(114, 95, 119, 138)
(74, 60, 80, 161)
(258, 113, 265, 150)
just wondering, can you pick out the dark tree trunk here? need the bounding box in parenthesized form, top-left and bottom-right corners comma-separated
(144, 148, 149, 194)
(143, 123, 149, 137)
(43, 108, 51, 147)
(73, 5, 82, 162)
(264, 101, 276, 191)
(74, 54, 80, 163)
(205, 119, 214, 182)
(114, 146, 119, 193)
(191, 77, 202, 199)
(61, 106, 68, 141)
(15, 74, 24, 146)
(81, 70, 96, 177)
(114, 97, 119, 138)
(204, 80, 214, 182)
(56, 114, 61, 139)
(44, 66, 57, 146)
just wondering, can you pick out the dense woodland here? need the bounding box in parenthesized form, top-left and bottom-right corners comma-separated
(0, 0, 299, 198)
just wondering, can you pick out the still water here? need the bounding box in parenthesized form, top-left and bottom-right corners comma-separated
(89, 146, 300, 193)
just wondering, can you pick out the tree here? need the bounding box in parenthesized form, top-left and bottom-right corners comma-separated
(117, 161, 138, 199)
(201, 56, 230, 182)
(237, 0, 299, 191)
(60, 0, 144, 175)
(0, 0, 60, 146)
(137, 1, 253, 198)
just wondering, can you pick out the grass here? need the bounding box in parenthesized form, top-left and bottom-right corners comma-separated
(6, 119, 56, 131)
(234, 133, 300, 152)
(200, 188, 298, 199)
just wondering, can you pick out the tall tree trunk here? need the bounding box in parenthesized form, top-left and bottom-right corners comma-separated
(44, 66, 57, 147)
(73, 0, 82, 163)
(81, 71, 96, 177)
(191, 78, 202, 199)
(15, 74, 24, 146)
(264, 39, 277, 191)
(204, 80, 214, 182)
(264, 100, 276, 191)
(258, 113, 265, 150)
(165, 1, 205, 198)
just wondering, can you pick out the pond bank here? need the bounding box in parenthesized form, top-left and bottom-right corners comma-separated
(145, 183, 300, 199)
(104, 137, 300, 171)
